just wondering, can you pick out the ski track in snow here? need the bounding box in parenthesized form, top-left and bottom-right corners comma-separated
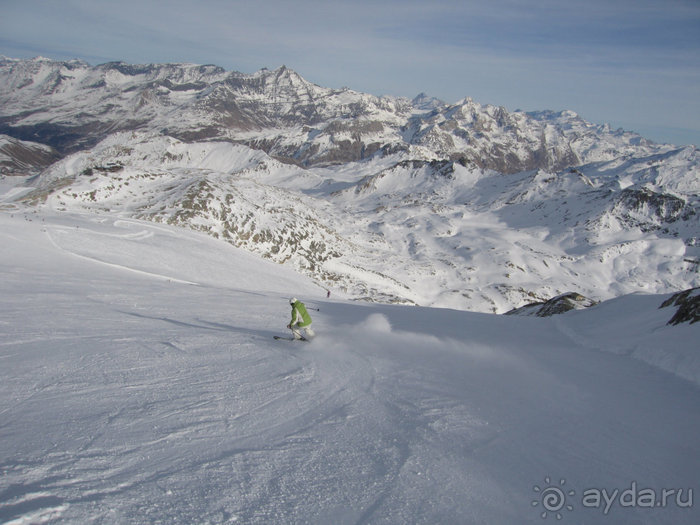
(0, 211, 698, 524)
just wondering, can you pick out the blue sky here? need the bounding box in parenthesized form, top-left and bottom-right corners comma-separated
(2, 0, 699, 145)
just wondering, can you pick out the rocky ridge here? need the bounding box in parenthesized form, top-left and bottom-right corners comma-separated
(1, 57, 698, 312)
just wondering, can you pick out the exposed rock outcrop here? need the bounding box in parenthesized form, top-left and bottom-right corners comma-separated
(505, 292, 598, 317)
(660, 288, 700, 325)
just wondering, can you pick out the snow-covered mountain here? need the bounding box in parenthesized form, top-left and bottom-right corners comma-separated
(0, 56, 665, 170)
(1, 56, 698, 311)
(0, 134, 60, 174)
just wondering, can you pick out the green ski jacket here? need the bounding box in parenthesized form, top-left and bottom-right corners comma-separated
(290, 300, 312, 327)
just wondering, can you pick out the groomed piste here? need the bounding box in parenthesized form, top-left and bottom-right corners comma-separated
(0, 201, 698, 524)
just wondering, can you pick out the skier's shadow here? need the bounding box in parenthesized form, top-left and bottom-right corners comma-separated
(118, 310, 281, 341)
(195, 318, 283, 341)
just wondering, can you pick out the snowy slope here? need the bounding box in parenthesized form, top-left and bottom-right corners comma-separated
(1, 203, 699, 524)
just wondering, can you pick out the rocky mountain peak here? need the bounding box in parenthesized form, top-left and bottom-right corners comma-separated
(0, 55, 696, 312)
(0, 56, 668, 172)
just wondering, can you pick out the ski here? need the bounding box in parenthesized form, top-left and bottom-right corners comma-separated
(274, 335, 308, 342)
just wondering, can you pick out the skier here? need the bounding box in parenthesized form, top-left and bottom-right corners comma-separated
(287, 297, 315, 340)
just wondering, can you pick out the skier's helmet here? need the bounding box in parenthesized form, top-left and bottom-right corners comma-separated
(289, 297, 297, 305)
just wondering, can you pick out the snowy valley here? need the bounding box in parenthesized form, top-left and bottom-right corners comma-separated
(12, 129, 697, 312)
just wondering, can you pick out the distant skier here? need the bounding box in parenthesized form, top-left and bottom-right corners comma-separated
(287, 298, 315, 340)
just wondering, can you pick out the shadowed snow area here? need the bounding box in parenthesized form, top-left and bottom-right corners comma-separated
(0, 210, 698, 524)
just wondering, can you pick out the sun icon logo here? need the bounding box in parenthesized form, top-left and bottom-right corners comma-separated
(532, 476, 575, 520)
